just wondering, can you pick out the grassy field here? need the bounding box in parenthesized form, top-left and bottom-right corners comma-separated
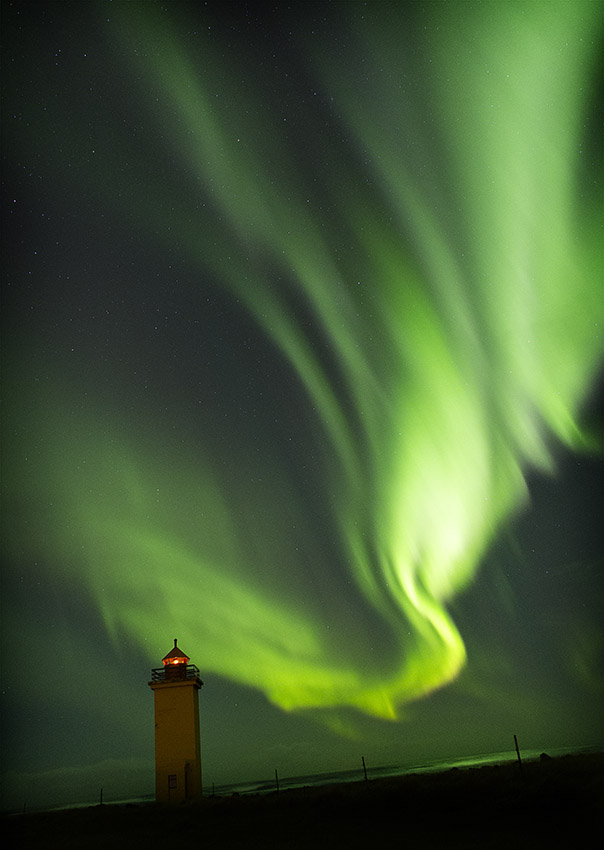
(4, 752, 602, 849)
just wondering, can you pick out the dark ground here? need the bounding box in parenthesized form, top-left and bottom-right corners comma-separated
(3, 753, 603, 850)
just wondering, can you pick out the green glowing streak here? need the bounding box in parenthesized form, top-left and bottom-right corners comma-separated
(4, 1, 602, 723)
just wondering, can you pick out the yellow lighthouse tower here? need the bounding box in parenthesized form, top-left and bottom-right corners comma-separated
(148, 638, 204, 803)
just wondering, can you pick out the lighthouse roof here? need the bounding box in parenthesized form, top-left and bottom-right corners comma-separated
(162, 638, 190, 663)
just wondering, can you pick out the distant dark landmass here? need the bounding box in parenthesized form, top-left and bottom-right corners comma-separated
(4, 752, 603, 850)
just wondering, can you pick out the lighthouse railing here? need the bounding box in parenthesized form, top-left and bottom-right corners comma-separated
(150, 664, 201, 682)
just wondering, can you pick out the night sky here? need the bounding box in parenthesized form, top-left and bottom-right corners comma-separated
(1, 0, 602, 811)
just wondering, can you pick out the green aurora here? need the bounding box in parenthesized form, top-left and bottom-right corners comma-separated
(2, 0, 602, 747)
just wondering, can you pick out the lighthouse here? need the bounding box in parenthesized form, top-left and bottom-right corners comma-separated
(148, 638, 204, 802)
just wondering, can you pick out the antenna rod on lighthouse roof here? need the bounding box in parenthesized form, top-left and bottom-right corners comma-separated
(174, 638, 178, 647)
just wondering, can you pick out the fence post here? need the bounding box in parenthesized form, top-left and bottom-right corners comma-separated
(514, 735, 523, 772)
